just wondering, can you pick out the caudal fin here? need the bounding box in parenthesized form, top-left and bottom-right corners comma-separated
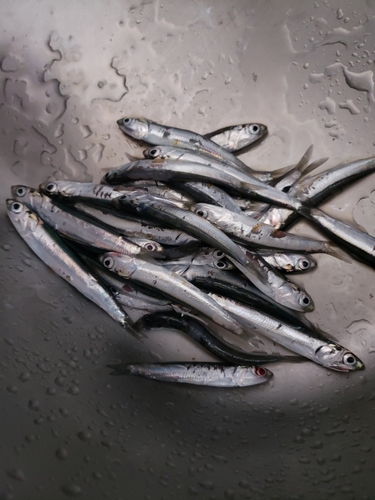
(325, 242, 352, 263)
(107, 363, 133, 376)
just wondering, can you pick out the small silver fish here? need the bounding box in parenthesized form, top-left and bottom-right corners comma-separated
(210, 293, 364, 372)
(205, 123, 268, 153)
(108, 362, 273, 387)
(6, 200, 130, 329)
(12, 186, 146, 256)
(257, 252, 317, 273)
(100, 251, 245, 336)
(192, 203, 341, 257)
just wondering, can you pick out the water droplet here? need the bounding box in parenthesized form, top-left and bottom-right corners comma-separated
(28, 399, 40, 411)
(319, 97, 337, 114)
(7, 468, 25, 481)
(61, 483, 82, 496)
(199, 480, 214, 490)
(56, 448, 68, 460)
(18, 372, 30, 382)
(77, 431, 91, 441)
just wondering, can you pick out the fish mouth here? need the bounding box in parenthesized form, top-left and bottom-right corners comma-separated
(327, 361, 365, 373)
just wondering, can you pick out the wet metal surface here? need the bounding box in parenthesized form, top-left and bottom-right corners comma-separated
(1, 1, 375, 498)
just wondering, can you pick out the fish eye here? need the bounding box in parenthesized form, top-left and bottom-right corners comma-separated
(215, 260, 227, 269)
(195, 209, 208, 218)
(148, 148, 160, 158)
(249, 124, 260, 134)
(254, 366, 267, 377)
(16, 186, 27, 197)
(145, 243, 157, 251)
(299, 294, 310, 306)
(299, 259, 311, 269)
(102, 257, 114, 269)
(45, 182, 57, 193)
(11, 202, 23, 213)
(213, 250, 225, 258)
(343, 353, 356, 365)
(123, 118, 132, 125)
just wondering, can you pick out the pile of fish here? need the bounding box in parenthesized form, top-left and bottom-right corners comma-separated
(7, 117, 375, 387)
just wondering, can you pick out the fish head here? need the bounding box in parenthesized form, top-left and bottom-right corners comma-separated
(193, 204, 222, 223)
(11, 185, 38, 200)
(100, 252, 137, 278)
(6, 199, 39, 233)
(136, 240, 164, 253)
(39, 181, 59, 196)
(117, 118, 150, 140)
(315, 343, 365, 372)
(11, 185, 42, 208)
(275, 281, 315, 313)
(250, 365, 273, 384)
(244, 123, 268, 141)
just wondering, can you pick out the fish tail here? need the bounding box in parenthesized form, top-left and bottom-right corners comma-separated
(107, 363, 133, 375)
(298, 205, 351, 263)
(325, 242, 351, 263)
(266, 163, 297, 180)
(302, 157, 329, 176)
(123, 319, 147, 339)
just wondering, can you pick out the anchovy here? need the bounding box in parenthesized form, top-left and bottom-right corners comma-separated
(38, 181, 192, 209)
(226, 248, 314, 313)
(299, 206, 375, 268)
(87, 262, 173, 312)
(74, 203, 199, 246)
(108, 361, 273, 387)
(117, 190, 313, 312)
(259, 156, 375, 229)
(143, 143, 317, 192)
(257, 252, 317, 273)
(103, 159, 304, 211)
(38, 181, 132, 206)
(6, 200, 130, 329)
(134, 311, 301, 365)
(192, 203, 341, 256)
(117, 190, 252, 267)
(12, 186, 145, 256)
(117, 117, 275, 181)
(126, 238, 165, 253)
(210, 293, 364, 372)
(243, 148, 328, 217)
(100, 251, 245, 336)
(204, 123, 268, 154)
(188, 271, 314, 329)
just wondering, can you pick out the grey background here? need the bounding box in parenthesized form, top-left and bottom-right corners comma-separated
(1, 0, 375, 498)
